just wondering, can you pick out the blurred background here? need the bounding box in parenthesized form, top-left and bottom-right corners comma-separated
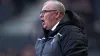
(0, 0, 100, 56)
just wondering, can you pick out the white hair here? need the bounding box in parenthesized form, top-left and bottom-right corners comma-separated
(44, 0, 66, 14)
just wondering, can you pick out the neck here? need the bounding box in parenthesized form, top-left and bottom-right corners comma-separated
(51, 21, 60, 31)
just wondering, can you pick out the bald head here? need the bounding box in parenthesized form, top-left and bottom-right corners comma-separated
(43, 0, 65, 14)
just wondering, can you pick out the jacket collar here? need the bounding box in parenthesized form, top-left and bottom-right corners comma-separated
(51, 21, 60, 31)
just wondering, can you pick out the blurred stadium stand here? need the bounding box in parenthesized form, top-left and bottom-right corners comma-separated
(0, 0, 100, 56)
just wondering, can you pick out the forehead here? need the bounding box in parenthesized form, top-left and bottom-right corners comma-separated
(42, 2, 56, 10)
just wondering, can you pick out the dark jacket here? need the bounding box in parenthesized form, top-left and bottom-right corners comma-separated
(35, 10, 88, 56)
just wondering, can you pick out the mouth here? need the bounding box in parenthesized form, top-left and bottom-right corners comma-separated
(41, 20, 44, 22)
(41, 20, 45, 25)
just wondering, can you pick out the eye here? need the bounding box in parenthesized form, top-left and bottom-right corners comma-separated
(40, 10, 46, 14)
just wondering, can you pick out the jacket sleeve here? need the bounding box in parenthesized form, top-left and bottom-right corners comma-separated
(59, 26, 88, 56)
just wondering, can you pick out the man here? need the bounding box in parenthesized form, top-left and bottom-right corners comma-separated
(35, 0, 87, 56)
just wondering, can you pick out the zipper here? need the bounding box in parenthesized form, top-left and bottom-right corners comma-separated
(40, 38, 47, 56)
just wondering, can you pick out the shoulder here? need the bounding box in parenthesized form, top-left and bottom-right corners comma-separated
(59, 25, 87, 42)
(59, 25, 84, 35)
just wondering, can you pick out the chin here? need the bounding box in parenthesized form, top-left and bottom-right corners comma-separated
(45, 28, 49, 30)
(43, 26, 50, 30)
(45, 27, 50, 30)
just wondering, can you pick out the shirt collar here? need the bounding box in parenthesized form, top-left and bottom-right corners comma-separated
(51, 21, 60, 31)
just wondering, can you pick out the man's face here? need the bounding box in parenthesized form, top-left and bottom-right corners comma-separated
(40, 4, 58, 30)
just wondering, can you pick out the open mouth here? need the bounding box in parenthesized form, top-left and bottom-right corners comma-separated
(41, 20, 44, 22)
(41, 20, 45, 25)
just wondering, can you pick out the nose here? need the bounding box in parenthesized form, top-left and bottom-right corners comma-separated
(40, 13, 44, 18)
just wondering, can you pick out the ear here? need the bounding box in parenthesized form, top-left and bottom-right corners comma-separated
(55, 11, 60, 19)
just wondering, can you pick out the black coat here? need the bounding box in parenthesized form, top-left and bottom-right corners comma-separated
(35, 10, 88, 56)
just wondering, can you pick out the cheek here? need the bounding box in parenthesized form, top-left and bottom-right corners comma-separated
(45, 19, 51, 26)
(45, 19, 52, 28)
(44, 14, 51, 23)
(44, 13, 55, 25)
(45, 14, 51, 19)
(46, 14, 55, 20)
